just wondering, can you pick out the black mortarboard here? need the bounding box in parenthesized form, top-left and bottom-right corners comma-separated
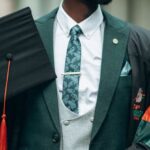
(0, 8, 56, 150)
(0, 7, 56, 100)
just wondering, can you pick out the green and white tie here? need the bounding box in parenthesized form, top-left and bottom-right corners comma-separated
(62, 25, 82, 113)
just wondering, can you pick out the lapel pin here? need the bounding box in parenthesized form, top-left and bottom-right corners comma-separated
(113, 38, 119, 45)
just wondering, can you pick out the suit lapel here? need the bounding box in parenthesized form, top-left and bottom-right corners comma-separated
(91, 11, 130, 140)
(36, 9, 61, 132)
(36, 10, 57, 67)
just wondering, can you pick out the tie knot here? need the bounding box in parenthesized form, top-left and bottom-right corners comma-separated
(70, 25, 82, 36)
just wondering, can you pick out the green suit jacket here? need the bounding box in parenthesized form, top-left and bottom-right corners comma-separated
(5, 8, 150, 150)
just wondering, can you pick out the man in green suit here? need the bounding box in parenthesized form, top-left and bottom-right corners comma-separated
(7, 0, 150, 150)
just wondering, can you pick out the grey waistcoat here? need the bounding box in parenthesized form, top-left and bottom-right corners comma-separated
(58, 95, 95, 150)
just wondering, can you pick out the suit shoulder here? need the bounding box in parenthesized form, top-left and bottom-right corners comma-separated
(103, 10, 128, 30)
(128, 24, 150, 58)
(129, 24, 150, 42)
(35, 8, 58, 24)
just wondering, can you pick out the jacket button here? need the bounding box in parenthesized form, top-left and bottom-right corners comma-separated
(52, 133, 60, 143)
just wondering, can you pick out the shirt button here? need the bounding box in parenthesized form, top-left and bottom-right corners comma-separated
(59, 89, 63, 92)
(63, 120, 70, 126)
(52, 133, 60, 143)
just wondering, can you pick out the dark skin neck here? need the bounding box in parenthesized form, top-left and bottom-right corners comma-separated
(62, 0, 98, 23)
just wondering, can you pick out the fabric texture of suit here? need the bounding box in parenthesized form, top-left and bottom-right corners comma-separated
(2, 8, 150, 150)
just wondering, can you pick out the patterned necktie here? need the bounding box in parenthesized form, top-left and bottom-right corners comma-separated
(62, 25, 82, 113)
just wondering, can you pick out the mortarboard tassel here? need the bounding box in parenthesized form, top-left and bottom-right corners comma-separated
(0, 58, 12, 150)
(0, 114, 7, 150)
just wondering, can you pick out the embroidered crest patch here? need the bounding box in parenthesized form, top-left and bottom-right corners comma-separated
(135, 88, 145, 103)
(133, 88, 145, 120)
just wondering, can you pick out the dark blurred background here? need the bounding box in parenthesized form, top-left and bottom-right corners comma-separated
(0, 0, 150, 29)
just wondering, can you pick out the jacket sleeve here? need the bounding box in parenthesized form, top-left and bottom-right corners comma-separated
(126, 24, 150, 150)
(127, 107, 150, 150)
(128, 107, 150, 150)
(127, 143, 150, 150)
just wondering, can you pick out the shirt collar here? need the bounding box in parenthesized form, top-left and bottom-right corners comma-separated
(56, 4, 104, 39)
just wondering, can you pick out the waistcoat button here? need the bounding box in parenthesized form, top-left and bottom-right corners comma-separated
(90, 117, 94, 123)
(63, 120, 70, 126)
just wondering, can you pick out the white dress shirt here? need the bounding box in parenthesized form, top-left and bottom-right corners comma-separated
(54, 4, 105, 115)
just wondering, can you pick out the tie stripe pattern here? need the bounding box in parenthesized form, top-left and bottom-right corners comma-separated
(62, 25, 82, 113)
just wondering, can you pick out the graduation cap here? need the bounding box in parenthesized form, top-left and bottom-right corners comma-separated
(0, 7, 56, 150)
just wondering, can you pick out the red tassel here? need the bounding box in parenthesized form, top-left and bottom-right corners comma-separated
(0, 114, 7, 150)
(0, 60, 11, 150)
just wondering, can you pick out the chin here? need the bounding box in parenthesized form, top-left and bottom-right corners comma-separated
(86, 0, 112, 5)
(98, 0, 112, 4)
